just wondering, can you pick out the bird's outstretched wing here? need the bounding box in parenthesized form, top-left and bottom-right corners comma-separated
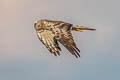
(48, 20, 80, 58)
(37, 30, 61, 56)
(56, 29, 80, 58)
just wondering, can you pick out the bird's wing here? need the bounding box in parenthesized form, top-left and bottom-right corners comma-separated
(37, 30, 61, 56)
(57, 30, 80, 58)
(51, 21, 80, 58)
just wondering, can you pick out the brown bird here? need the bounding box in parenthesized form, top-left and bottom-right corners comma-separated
(34, 19, 96, 58)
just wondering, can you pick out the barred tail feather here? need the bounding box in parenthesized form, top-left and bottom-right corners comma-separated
(72, 25, 96, 31)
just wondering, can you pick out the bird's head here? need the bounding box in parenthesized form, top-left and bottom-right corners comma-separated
(34, 20, 45, 32)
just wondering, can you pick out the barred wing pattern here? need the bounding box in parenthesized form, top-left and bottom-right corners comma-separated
(35, 19, 80, 58)
(37, 30, 61, 56)
(57, 31, 80, 58)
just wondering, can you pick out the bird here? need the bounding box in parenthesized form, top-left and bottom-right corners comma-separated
(34, 19, 96, 58)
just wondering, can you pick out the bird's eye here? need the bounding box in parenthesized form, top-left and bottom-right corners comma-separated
(38, 25, 40, 27)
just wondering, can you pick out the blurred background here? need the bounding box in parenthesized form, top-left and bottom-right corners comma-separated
(0, 0, 120, 80)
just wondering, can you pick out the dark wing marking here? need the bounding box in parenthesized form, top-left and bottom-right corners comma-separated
(57, 31, 80, 58)
(37, 30, 61, 56)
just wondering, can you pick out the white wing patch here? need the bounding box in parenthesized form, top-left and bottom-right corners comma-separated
(37, 30, 60, 56)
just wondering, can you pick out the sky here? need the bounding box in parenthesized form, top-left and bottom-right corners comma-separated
(0, 0, 120, 80)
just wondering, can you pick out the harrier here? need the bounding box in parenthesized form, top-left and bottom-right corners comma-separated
(34, 19, 96, 58)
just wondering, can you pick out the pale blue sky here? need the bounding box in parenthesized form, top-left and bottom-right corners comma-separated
(0, 0, 120, 80)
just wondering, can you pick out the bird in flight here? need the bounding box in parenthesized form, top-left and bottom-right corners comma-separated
(34, 19, 96, 58)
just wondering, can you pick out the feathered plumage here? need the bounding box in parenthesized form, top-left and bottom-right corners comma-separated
(34, 19, 96, 58)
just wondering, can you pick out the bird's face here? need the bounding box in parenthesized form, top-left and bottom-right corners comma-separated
(34, 21, 44, 32)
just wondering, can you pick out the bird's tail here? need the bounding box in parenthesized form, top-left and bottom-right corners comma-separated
(72, 25, 96, 32)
